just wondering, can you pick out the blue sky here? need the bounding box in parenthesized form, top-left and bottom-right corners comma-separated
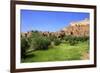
(21, 10, 89, 32)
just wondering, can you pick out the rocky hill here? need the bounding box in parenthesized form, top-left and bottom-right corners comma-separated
(21, 18, 89, 38)
(61, 18, 89, 37)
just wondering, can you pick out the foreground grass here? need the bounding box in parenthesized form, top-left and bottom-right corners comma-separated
(21, 41, 89, 63)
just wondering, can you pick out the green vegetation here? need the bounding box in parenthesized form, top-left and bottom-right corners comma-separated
(21, 37, 30, 58)
(54, 38, 61, 45)
(22, 41, 89, 62)
(31, 37, 51, 50)
(21, 31, 89, 62)
(63, 35, 89, 46)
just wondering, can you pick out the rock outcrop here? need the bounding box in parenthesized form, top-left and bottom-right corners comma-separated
(62, 18, 89, 37)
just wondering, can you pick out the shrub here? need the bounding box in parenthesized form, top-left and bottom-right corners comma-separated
(31, 31, 41, 38)
(74, 36, 89, 42)
(21, 37, 30, 58)
(31, 36, 51, 50)
(63, 35, 72, 41)
(49, 35, 57, 41)
(63, 36, 89, 46)
(68, 40, 78, 46)
(54, 38, 61, 45)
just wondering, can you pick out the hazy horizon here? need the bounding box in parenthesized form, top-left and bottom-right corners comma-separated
(21, 9, 89, 33)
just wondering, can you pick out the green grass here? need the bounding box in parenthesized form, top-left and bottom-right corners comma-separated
(21, 41, 89, 63)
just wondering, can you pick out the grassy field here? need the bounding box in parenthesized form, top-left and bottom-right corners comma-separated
(21, 41, 89, 63)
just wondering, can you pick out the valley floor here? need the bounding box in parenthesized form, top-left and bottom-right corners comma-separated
(21, 41, 89, 63)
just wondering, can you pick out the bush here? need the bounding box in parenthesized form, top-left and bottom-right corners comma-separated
(63, 35, 72, 41)
(64, 36, 89, 42)
(54, 38, 61, 45)
(49, 35, 57, 41)
(31, 31, 41, 38)
(68, 40, 78, 46)
(63, 36, 89, 46)
(31, 36, 51, 50)
(21, 37, 30, 58)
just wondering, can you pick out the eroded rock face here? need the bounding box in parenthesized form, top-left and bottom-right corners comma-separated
(62, 18, 89, 37)
(62, 25, 89, 37)
(70, 18, 89, 26)
(21, 19, 89, 38)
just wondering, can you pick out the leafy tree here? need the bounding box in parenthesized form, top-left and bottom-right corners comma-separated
(21, 37, 29, 58)
(63, 35, 89, 46)
(68, 40, 78, 46)
(31, 36, 51, 50)
(54, 38, 61, 45)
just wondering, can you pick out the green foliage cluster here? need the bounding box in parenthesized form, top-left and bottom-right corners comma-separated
(21, 37, 30, 58)
(54, 38, 61, 45)
(49, 35, 56, 41)
(31, 36, 51, 50)
(21, 32, 52, 58)
(64, 36, 89, 46)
